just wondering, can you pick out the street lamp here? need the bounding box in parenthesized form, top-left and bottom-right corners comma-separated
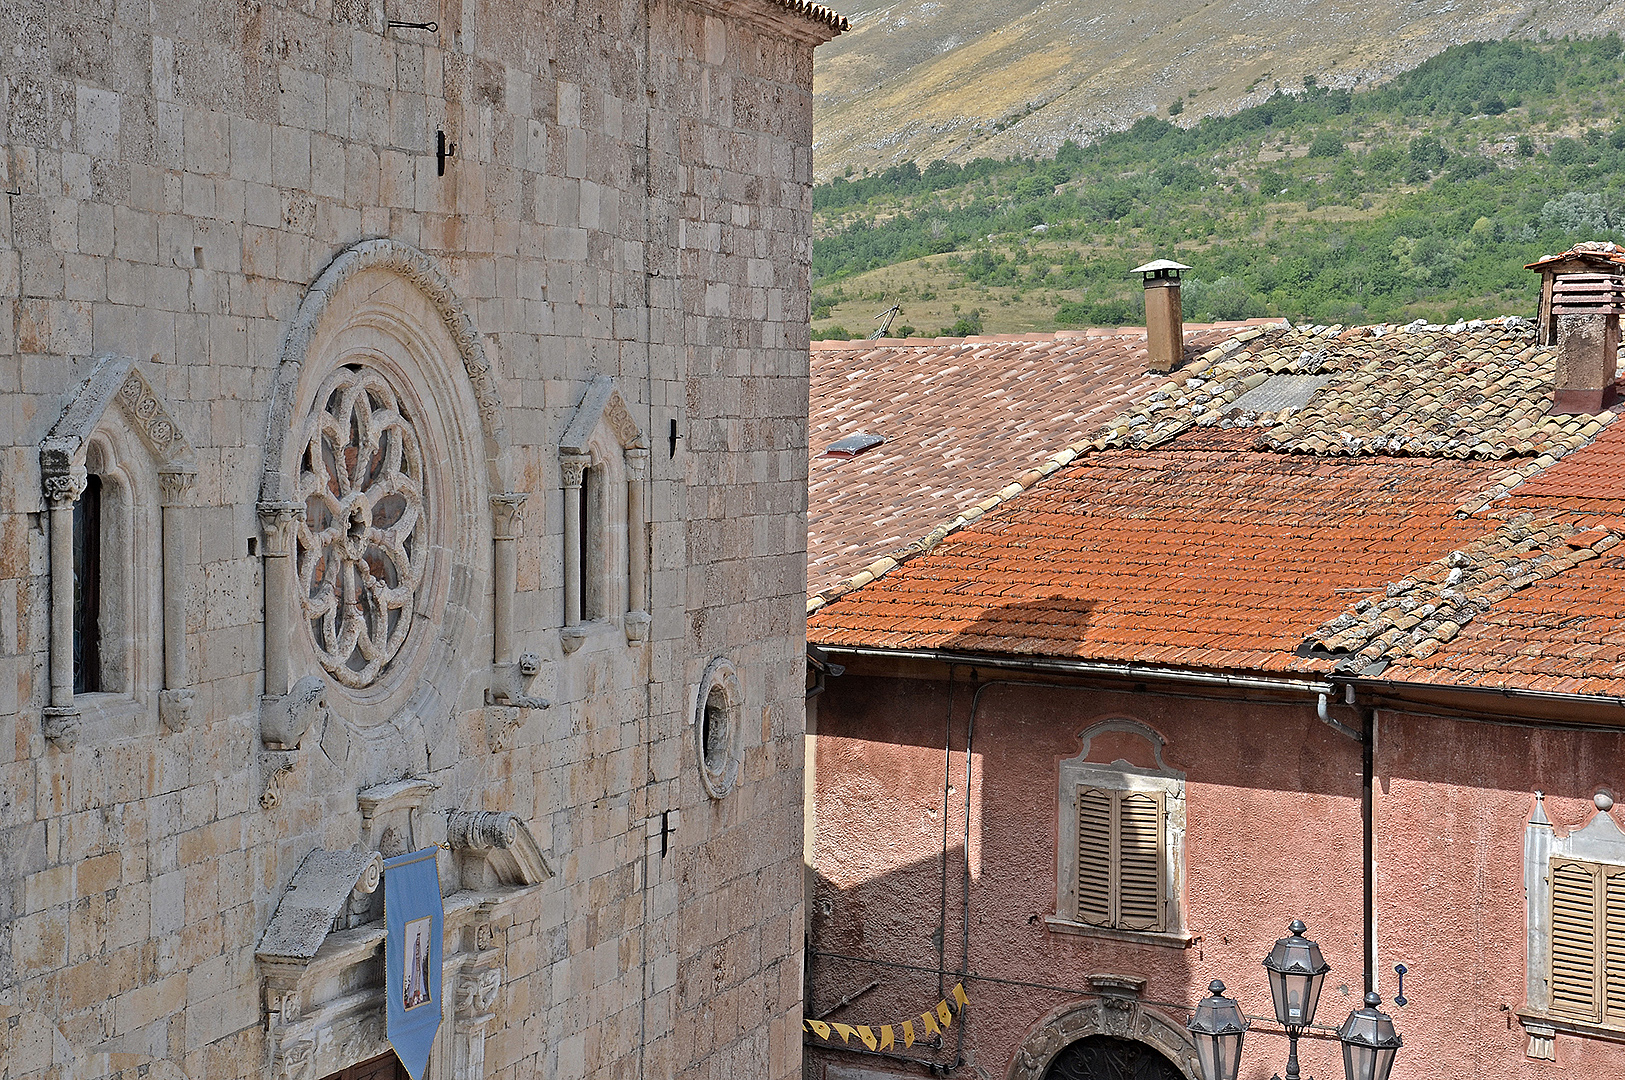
(1262, 919, 1330, 1079)
(1188, 919, 1403, 1080)
(1337, 992, 1403, 1080)
(1187, 980, 1249, 1080)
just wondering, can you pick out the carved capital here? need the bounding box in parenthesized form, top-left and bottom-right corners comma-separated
(560, 625, 586, 654)
(42, 705, 81, 749)
(624, 446, 649, 481)
(258, 501, 304, 557)
(272, 1038, 316, 1080)
(456, 965, 503, 1025)
(43, 470, 87, 506)
(491, 492, 527, 539)
(157, 466, 198, 507)
(559, 452, 590, 489)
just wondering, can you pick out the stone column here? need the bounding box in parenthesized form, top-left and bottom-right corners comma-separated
(158, 466, 197, 729)
(560, 453, 589, 630)
(624, 448, 650, 642)
(43, 469, 86, 746)
(259, 502, 304, 699)
(490, 494, 526, 665)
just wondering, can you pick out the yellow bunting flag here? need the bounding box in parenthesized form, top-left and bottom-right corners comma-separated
(801, 985, 972, 1050)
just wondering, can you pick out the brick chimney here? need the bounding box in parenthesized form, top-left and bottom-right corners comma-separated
(1528, 244, 1625, 414)
(1132, 259, 1190, 372)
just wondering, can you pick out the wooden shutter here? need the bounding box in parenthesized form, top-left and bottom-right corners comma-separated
(1606, 867, 1625, 1022)
(1551, 860, 1601, 1021)
(1117, 791, 1164, 931)
(1075, 787, 1112, 925)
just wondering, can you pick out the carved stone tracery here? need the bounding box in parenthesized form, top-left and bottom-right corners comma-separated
(294, 364, 429, 688)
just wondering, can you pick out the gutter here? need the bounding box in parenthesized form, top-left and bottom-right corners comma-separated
(816, 645, 1335, 698)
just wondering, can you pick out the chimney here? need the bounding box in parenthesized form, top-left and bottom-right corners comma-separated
(1132, 259, 1190, 372)
(1528, 245, 1625, 413)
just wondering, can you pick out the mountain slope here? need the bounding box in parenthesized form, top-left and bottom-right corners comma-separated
(815, 0, 1625, 180)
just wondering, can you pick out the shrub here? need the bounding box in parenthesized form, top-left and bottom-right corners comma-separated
(1308, 132, 1346, 158)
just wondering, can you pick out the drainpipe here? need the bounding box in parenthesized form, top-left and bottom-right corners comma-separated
(1318, 687, 1375, 993)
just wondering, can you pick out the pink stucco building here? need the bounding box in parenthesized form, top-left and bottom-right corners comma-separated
(803, 297, 1625, 1080)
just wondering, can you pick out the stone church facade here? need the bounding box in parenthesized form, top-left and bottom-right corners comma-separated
(0, 1, 842, 1078)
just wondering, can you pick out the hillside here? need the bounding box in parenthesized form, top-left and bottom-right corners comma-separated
(810, 38, 1625, 338)
(815, 0, 1625, 181)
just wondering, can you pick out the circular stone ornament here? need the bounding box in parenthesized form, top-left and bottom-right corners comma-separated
(695, 658, 745, 799)
(295, 363, 428, 688)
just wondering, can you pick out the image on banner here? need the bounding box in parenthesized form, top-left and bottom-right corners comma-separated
(403, 915, 433, 1010)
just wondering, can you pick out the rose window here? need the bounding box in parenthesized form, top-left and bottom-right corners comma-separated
(295, 365, 428, 687)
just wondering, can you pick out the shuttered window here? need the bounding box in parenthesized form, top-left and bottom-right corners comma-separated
(1550, 859, 1625, 1025)
(1072, 786, 1165, 931)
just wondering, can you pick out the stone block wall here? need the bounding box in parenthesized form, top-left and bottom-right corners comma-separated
(0, 1, 836, 1078)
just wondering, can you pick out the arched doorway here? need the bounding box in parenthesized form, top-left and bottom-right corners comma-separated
(1042, 1035, 1186, 1080)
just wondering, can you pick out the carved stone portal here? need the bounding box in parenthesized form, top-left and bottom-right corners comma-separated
(1008, 994, 1198, 1080)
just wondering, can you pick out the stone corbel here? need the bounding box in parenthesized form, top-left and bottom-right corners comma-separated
(260, 751, 298, 810)
(488, 651, 550, 712)
(158, 464, 197, 731)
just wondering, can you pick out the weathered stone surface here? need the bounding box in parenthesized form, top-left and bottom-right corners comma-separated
(0, 1, 834, 1077)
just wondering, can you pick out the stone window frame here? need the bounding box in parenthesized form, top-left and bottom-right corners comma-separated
(694, 657, 745, 799)
(1045, 719, 1196, 949)
(558, 375, 649, 654)
(39, 355, 197, 748)
(1519, 791, 1625, 1060)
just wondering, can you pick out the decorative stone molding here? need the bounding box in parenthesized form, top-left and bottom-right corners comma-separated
(451, 962, 504, 1080)
(1008, 994, 1199, 1080)
(358, 777, 439, 857)
(695, 658, 745, 799)
(260, 239, 508, 507)
(558, 375, 647, 457)
(259, 751, 298, 810)
(446, 810, 554, 889)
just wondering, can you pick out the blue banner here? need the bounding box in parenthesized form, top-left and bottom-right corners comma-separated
(384, 848, 444, 1080)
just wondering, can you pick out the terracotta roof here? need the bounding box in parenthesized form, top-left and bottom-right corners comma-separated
(806, 433, 1503, 672)
(1381, 516, 1625, 695)
(806, 326, 1269, 597)
(808, 319, 1625, 698)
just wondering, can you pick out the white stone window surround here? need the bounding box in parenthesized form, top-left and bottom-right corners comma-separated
(1519, 791, 1625, 1059)
(1046, 718, 1196, 949)
(39, 355, 198, 749)
(558, 375, 650, 654)
(259, 239, 518, 733)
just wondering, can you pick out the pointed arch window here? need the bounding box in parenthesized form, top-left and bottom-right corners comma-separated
(40, 355, 197, 746)
(559, 376, 649, 652)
